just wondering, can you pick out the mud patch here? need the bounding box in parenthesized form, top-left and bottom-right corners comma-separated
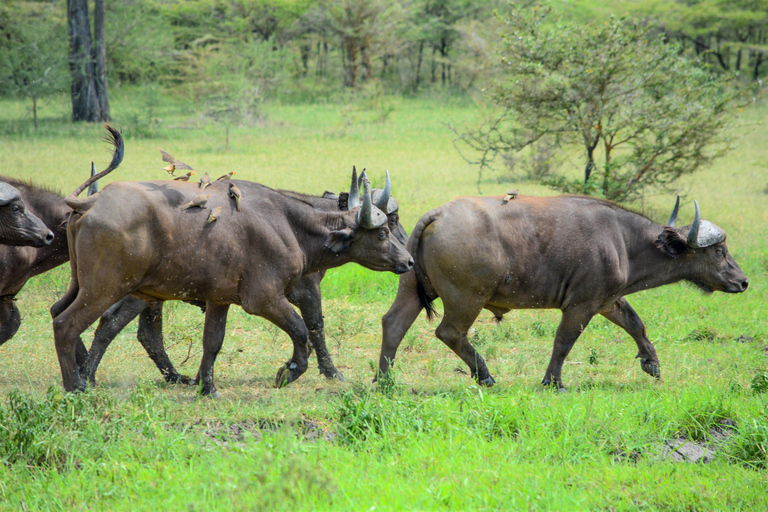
(658, 423, 735, 463)
(199, 418, 335, 448)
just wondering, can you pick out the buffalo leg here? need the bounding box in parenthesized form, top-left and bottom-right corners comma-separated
(136, 302, 192, 384)
(434, 302, 495, 386)
(378, 272, 424, 379)
(288, 275, 342, 380)
(53, 294, 122, 392)
(196, 303, 230, 397)
(600, 298, 661, 379)
(0, 300, 21, 346)
(541, 307, 595, 389)
(87, 296, 145, 384)
(250, 300, 309, 388)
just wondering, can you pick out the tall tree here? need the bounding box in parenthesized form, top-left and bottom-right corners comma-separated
(67, 0, 110, 122)
(455, 5, 752, 201)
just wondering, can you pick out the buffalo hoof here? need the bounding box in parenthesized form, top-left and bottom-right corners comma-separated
(639, 359, 661, 379)
(541, 378, 566, 391)
(275, 361, 306, 388)
(165, 373, 194, 385)
(479, 376, 496, 387)
(199, 388, 221, 399)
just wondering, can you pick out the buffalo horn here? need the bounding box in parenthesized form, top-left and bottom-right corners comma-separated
(0, 182, 20, 207)
(686, 200, 701, 247)
(87, 162, 99, 196)
(358, 177, 387, 229)
(348, 166, 361, 209)
(375, 170, 392, 212)
(667, 195, 680, 227)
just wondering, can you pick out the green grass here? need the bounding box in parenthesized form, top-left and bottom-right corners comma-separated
(0, 88, 767, 509)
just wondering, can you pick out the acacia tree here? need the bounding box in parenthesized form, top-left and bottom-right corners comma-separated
(67, 0, 110, 122)
(456, 5, 752, 201)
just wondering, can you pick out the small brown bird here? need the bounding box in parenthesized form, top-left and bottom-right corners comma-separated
(216, 171, 236, 181)
(198, 172, 211, 190)
(229, 182, 242, 212)
(206, 206, 222, 224)
(180, 193, 210, 210)
(173, 171, 195, 181)
(159, 148, 195, 176)
(502, 189, 519, 204)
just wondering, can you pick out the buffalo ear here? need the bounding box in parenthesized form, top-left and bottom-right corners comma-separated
(337, 192, 350, 212)
(655, 227, 688, 258)
(325, 228, 354, 254)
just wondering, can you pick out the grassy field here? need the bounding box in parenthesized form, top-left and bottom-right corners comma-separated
(0, 89, 767, 510)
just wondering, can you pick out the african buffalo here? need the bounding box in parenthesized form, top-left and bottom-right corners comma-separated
(85, 169, 408, 385)
(378, 195, 748, 389)
(0, 182, 53, 248)
(52, 166, 413, 395)
(0, 165, 102, 344)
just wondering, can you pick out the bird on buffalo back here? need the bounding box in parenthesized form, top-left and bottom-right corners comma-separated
(199, 172, 211, 190)
(217, 171, 236, 181)
(173, 172, 195, 182)
(229, 183, 242, 212)
(206, 206, 222, 224)
(180, 194, 209, 210)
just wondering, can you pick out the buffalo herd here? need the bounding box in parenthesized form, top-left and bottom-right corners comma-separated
(0, 125, 748, 394)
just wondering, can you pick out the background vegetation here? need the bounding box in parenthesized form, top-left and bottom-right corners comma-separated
(0, 0, 766, 509)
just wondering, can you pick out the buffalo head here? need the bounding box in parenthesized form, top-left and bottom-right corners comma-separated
(657, 197, 748, 294)
(0, 182, 54, 247)
(326, 172, 413, 275)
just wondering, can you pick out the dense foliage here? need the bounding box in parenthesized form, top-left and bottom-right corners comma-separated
(455, 5, 755, 201)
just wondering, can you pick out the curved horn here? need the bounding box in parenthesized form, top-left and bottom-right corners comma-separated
(375, 170, 392, 212)
(0, 182, 20, 207)
(687, 200, 701, 247)
(357, 176, 387, 229)
(348, 166, 360, 209)
(667, 195, 680, 227)
(87, 162, 99, 196)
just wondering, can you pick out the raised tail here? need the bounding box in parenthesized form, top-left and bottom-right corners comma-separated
(409, 210, 441, 321)
(68, 124, 124, 200)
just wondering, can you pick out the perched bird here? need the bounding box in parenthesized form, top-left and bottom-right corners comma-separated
(206, 206, 222, 224)
(159, 148, 195, 176)
(502, 189, 519, 204)
(216, 171, 236, 181)
(180, 194, 210, 210)
(198, 172, 211, 190)
(229, 182, 242, 212)
(173, 171, 195, 181)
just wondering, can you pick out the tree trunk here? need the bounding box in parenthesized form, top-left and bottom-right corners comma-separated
(67, 0, 109, 122)
(93, 0, 110, 120)
(342, 37, 359, 88)
(414, 41, 424, 91)
(32, 96, 38, 131)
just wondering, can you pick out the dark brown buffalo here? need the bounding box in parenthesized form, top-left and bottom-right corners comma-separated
(52, 169, 413, 395)
(85, 170, 408, 385)
(0, 168, 100, 344)
(0, 182, 54, 248)
(378, 195, 748, 389)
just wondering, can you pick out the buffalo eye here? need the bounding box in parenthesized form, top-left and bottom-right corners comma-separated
(715, 247, 725, 259)
(388, 214, 399, 226)
(378, 229, 388, 241)
(11, 204, 20, 213)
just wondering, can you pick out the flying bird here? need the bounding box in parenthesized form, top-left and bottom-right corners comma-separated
(159, 148, 195, 176)
(206, 206, 222, 224)
(198, 172, 211, 190)
(180, 194, 210, 210)
(217, 171, 236, 181)
(229, 182, 242, 212)
(173, 172, 195, 181)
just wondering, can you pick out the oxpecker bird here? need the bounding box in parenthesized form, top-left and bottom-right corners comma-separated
(206, 206, 222, 224)
(217, 171, 236, 181)
(229, 182, 242, 212)
(199, 172, 211, 190)
(180, 194, 210, 210)
(159, 148, 195, 176)
(173, 172, 195, 181)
